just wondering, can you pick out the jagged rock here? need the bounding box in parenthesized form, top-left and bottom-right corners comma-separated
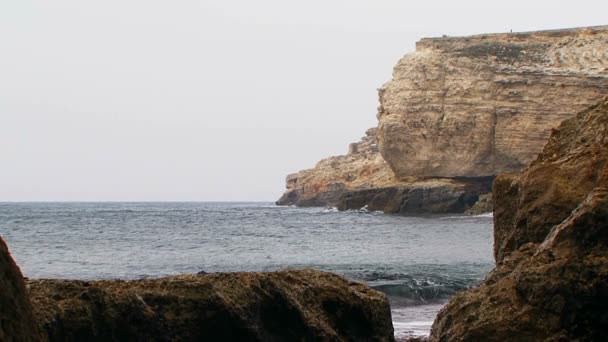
(275, 128, 491, 213)
(278, 26, 608, 214)
(378, 26, 608, 179)
(276, 128, 401, 207)
(464, 193, 493, 215)
(430, 98, 608, 341)
(0, 237, 43, 342)
(29, 269, 395, 342)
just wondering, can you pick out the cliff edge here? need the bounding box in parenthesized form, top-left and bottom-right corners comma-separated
(430, 98, 608, 341)
(278, 26, 608, 213)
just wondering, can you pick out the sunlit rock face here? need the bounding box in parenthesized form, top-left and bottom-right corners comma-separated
(278, 26, 608, 214)
(378, 26, 608, 178)
(0, 237, 42, 341)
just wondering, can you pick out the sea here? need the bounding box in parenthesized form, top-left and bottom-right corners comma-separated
(0, 202, 494, 339)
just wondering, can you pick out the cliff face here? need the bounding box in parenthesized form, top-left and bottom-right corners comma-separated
(0, 237, 42, 342)
(278, 26, 608, 213)
(430, 98, 608, 341)
(276, 129, 491, 213)
(29, 269, 394, 341)
(378, 26, 608, 179)
(276, 128, 402, 207)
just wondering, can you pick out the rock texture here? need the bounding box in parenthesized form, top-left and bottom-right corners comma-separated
(276, 128, 492, 213)
(0, 237, 42, 342)
(464, 193, 493, 215)
(29, 269, 394, 342)
(276, 128, 400, 207)
(378, 26, 608, 179)
(430, 98, 608, 341)
(278, 26, 608, 213)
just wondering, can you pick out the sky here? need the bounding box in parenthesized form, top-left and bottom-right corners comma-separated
(1, 1, 606, 201)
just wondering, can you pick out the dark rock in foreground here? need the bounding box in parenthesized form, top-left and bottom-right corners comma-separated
(464, 193, 493, 216)
(29, 269, 394, 342)
(430, 98, 608, 341)
(0, 237, 43, 342)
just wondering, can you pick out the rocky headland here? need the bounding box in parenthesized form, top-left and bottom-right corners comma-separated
(430, 98, 608, 341)
(278, 25, 608, 214)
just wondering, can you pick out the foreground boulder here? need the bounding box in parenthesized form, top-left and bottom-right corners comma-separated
(29, 269, 394, 341)
(430, 98, 608, 341)
(0, 237, 43, 342)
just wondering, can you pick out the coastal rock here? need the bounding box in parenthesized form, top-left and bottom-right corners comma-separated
(337, 179, 491, 214)
(378, 26, 608, 179)
(276, 128, 491, 213)
(29, 269, 394, 341)
(0, 237, 42, 341)
(276, 128, 402, 207)
(430, 98, 608, 341)
(278, 26, 608, 213)
(464, 193, 493, 216)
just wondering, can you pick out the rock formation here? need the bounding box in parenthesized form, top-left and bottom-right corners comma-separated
(378, 25, 608, 179)
(29, 269, 394, 341)
(0, 237, 42, 341)
(276, 128, 492, 213)
(278, 26, 608, 213)
(430, 98, 608, 341)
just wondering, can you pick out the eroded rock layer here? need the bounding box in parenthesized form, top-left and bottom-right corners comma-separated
(278, 26, 608, 213)
(430, 98, 608, 341)
(29, 269, 394, 342)
(378, 25, 608, 179)
(0, 237, 42, 342)
(276, 129, 491, 213)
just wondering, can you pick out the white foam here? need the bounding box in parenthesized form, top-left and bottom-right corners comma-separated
(391, 303, 445, 338)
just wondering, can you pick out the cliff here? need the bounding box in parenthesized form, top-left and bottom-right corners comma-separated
(0, 237, 43, 341)
(278, 26, 608, 213)
(378, 25, 608, 179)
(28, 269, 394, 341)
(430, 98, 608, 341)
(276, 128, 491, 213)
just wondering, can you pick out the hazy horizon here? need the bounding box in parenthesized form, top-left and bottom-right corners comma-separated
(2, 1, 606, 201)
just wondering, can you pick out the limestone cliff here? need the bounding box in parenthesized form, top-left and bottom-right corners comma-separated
(278, 26, 608, 213)
(430, 98, 608, 341)
(277, 128, 400, 207)
(378, 25, 608, 179)
(0, 237, 43, 341)
(276, 129, 490, 213)
(29, 269, 394, 341)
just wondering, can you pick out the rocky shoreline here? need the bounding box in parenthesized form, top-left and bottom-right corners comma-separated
(278, 25, 608, 215)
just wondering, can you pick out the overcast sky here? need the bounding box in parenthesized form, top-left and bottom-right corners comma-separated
(1, 1, 606, 201)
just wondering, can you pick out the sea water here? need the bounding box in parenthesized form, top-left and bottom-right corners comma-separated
(0, 202, 494, 339)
